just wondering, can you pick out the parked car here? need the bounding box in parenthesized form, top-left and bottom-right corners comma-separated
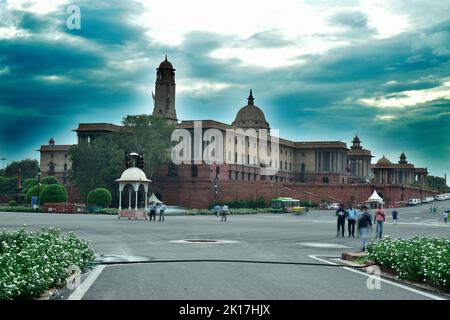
(435, 194, 447, 201)
(421, 196, 434, 203)
(407, 198, 421, 206)
(327, 203, 340, 210)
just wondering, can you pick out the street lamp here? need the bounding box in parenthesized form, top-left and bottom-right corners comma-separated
(36, 168, 41, 212)
(214, 177, 219, 203)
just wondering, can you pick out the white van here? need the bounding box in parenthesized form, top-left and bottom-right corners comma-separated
(407, 198, 421, 206)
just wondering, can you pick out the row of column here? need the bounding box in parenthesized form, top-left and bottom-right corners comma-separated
(118, 189, 148, 211)
(315, 151, 345, 172)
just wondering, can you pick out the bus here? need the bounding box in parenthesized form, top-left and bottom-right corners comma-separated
(271, 197, 306, 213)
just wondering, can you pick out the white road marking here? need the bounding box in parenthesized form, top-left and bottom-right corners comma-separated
(299, 242, 351, 249)
(67, 265, 106, 300)
(308, 255, 445, 300)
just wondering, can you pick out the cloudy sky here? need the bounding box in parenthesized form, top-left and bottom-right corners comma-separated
(0, 0, 449, 176)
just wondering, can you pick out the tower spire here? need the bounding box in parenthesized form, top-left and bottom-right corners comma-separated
(247, 89, 254, 105)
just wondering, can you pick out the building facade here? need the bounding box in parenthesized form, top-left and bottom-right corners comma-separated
(39, 57, 435, 207)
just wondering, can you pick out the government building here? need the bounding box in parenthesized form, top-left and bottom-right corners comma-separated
(39, 57, 436, 208)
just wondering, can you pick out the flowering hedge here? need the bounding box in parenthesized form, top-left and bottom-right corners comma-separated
(366, 236, 450, 288)
(0, 228, 96, 300)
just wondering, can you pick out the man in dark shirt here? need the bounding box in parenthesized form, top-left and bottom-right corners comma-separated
(357, 206, 373, 252)
(335, 204, 347, 237)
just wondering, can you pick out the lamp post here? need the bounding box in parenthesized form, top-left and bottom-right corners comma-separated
(214, 177, 218, 203)
(36, 168, 41, 212)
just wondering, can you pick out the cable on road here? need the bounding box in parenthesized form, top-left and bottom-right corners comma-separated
(95, 258, 373, 269)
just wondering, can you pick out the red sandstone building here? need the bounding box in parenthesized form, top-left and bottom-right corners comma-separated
(38, 57, 436, 208)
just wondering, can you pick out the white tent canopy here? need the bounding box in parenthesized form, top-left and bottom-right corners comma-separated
(148, 193, 163, 204)
(366, 190, 384, 203)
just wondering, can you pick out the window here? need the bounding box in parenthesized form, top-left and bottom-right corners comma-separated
(64, 153, 68, 159)
(51, 154, 54, 159)
(285, 162, 287, 170)
(229, 170, 232, 180)
(323, 177, 329, 184)
(216, 166, 220, 178)
(191, 165, 198, 177)
(64, 163, 67, 171)
(301, 163, 305, 173)
(235, 171, 239, 180)
(49, 164, 55, 173)
(289, 163, 292, 171)
(241, 172, 245, 180)
(248, 173, 251, 180)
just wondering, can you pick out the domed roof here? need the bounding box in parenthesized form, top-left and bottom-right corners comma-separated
(376, 155, 393, 167)
(232, 90, 270, 130)
(116, 167, 151, 182)
(158, 55, 174, 69)
(352, 134, 360, 143)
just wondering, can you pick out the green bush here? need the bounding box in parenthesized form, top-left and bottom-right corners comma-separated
(0, 206, 36, 213)
(25, 184, 47, 204)
(39, 184, 68, 204)
(367, 236, 450, 288)
(23, 178, 37, 193)
(40, 176, 59, 185)
(0, 228, 95, 299)
(94, 208, 118, 215)
(8, 200, 17, 207)
(86, 188, 112, 207)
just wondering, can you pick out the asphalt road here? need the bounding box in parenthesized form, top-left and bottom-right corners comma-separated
(1, 200, 449, 300)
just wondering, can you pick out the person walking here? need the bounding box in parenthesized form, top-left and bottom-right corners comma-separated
(392, 209, 399, 224)
(443, 210, 448, 223)
(214, 204, 221, 217)
(159, 202, 166, 221)
(221, 204, 229, 222)
(335, 204, 347, 237)
(374, 204, 385, 239)
(347, 205, 357, 237)
(357, 205, 372, 252)
(149, 202, 157, 221)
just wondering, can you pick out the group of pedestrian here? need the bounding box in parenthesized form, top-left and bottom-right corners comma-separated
(335, 203, 397, 252)
(214, 204, 230, 222)
(147, 202, 166, 221)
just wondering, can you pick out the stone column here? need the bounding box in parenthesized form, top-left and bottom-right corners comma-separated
(135, 190, 138, 210)
(128, 190, 131, 210)
(119, 190, 122, 210)
(145, 190, 148, 211)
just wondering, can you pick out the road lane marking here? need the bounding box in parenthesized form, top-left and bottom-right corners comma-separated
(67, 265, 106, 300)
(308, 255, 445, 300)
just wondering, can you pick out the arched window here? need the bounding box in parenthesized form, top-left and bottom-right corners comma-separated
(49, 163, 55, 173)
(191, 165, 198, 177)
(216, 166, 220, 178)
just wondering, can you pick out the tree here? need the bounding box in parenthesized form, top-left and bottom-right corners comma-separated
(39, 184, 68, 204)
(87, 188, 112, 207)
(119, 115, 175, 179)
(69, 135, 123, 202)
(69, 115, 175, 205)
(427, 175, 449, 191)
(25, 184, 48, 203)
(41, 176, 58, 185)
(23, 178, 38, 194)
(4, 159, 39, 179)
(0, 176, 16, 196)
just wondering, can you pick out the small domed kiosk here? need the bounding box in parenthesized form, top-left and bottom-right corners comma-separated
(115, 154, 151, 220)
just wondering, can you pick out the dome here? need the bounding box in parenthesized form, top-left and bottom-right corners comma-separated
(376, 155, 393, 167)
(49, 137, 55, 145)
(116, 167, 151, 182)
(232, 90, 270, 130)
(352, 135, 360, 143)
(158, 55, 174, 69)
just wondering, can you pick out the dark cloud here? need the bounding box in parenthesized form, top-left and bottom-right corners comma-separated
(329, 11, 368, 29)
(0, 1, 449, 176)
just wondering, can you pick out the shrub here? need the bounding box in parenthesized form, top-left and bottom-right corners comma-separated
(367, 236, 450, 288)
(39, 184, 68, 204)
(25, 184, 47, 204)
(209, 197, 267, 209)
(23, 178, 37, 193)
(8, 200, 17, 207)
(0, 206, 36, 213)
(40, 176, 59, 185)
(86, 188, 112, 207)
(0, 228, 95, 299)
